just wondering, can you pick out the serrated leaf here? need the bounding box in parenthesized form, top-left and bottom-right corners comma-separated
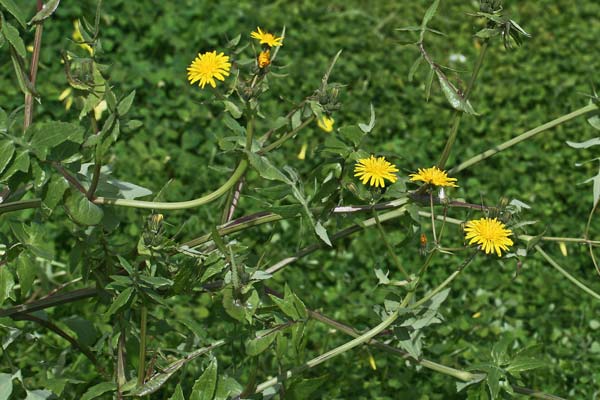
(1, 18, 25, 57)
(27, 121, 84, 161)
(436, 72, 477, 115)
(28, 0, 60, 24)
(0, 0, 26, 27)
(0, 140, 15, 175)
(105, 287, 134, 317)
(80, 382, 116, 400)
(566, 137, 600, 149)
(117, 90, 135, 116)
(64, 190, 104, 226)
(190, 358, 218, 400)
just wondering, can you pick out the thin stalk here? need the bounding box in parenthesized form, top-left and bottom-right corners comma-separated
(450, 103, 598, 174)
(23, 0, 44, 131)
(14, 313, 107, 377)
(437, 41, 489, 169)
(94, 159, 248, 210)
(87, 113, 102, 200)
(372, 208, 411, 281)
(534, 245, 600, 301)
(254, 293, 414, 394)
(0, 198, 42, 214)
(137, 306, 148, 386)
(430, 192, 437, 243)
(584, 200, 600, 276)
(259, 116, 315, 154)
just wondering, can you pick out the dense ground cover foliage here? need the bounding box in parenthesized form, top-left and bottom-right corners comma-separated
(0, 0, 599, 399)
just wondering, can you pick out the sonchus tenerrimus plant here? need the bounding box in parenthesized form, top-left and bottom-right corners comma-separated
(0, 0, 598, 399)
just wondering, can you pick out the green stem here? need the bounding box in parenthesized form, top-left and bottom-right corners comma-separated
(137, 306, 148, 386)
(0, 198, 42, 214)
(372, 208, 411, 281)
(254, 292, 414, 394)
(449, 103, 598, 174)
(23, 0, 44, 131)
(259, 116, 315, 154)
(534, 245, 600, 301)
(437, 40, 489, 169)
(94, 159, 248, 210)
(430, 192, 437, 243)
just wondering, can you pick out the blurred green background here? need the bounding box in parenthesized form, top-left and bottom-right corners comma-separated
(1, 0, 599, 398)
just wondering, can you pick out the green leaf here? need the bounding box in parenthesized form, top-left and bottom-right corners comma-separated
(105, 287, 134, 317)
(425, 67, 435, 101)
(314, 221, 332, 246)
(408, 56, 422, 82)
(222, 286, 245, 322)
(223, 100, 242, 119)
(358, 103, 376, 133)
(436, 72, 477, 115)
(269, 285, 307, 320)
(64, 190, 104, 226)
(27, 121, 84, 161)
(168, 385, 185, 400)
(0, 373, 12, 400)
(24, 389, 53, 400)
(0, 140, 15, 175)
(214, 376, 242, 400)
(16, 253, 36, 296)
(588, 113, 600, 131)
(117, 90, 136, 116)
(28, 0, 60, 24)
(80, 382, 117, 400)
(287, 375, 328, 400)
(421, 0, 440, 28)
(9, 46, 36, 96)
(222, 113, 245, 136)
(338, 126, 365, 148)
(1, 149, 29, 181)
(1, 18, 25, 57)
(0, 0, 26, 27)
(491, 335, 513, 365)
(506, 357, 547, 374)
(42, 174, 69, 213)
(247, 152, 291, 184)
(486, 367, 502, 399)
(475, 28, 500, 39)
(62, 316, 98, 347)
(190, 358, 218, 400)
(246, 329, 278, 356)
(566, 137, 600, 149)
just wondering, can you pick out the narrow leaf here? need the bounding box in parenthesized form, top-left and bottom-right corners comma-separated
(0, 140, 15, 175)
(436, 71, 477, 115)
(104, 287, 134, 317)
(421, 0, 440, 27)
(0, 0, 26, 27)
(408, 56, 422, 82)
(190, 358, 218, 400)
(80, 382, 117, 400)
(358, 103, 376, 133)
(168, 385, 185, 400)
(1, 18, 25, 57)
(117, 90, 136, 116)
(28, 0, 60, 24)
(566, 137, 600, 149)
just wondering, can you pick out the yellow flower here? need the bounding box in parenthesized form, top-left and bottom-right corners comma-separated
(464, 217, 514, 257)
(409, 166, 457, 187)
(258, 49, 271, 68)
(251, 27, 283, 47)
(317, 115, 335, 133)
(73, 19, 94, 56)
(187, 51, 231, 89)
(58, 87, 73, 110)
(354, 155, 399, 188)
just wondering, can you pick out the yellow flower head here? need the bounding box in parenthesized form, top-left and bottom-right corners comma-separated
(317, 115, 335, 133)
(409, 166, 457, 187)
(354, 155, 399, 188)
(258, 49, 271, 68)
(251, 27, 283, 47)
(187, 51, 231, 89)
(464, 217, 514, 257)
